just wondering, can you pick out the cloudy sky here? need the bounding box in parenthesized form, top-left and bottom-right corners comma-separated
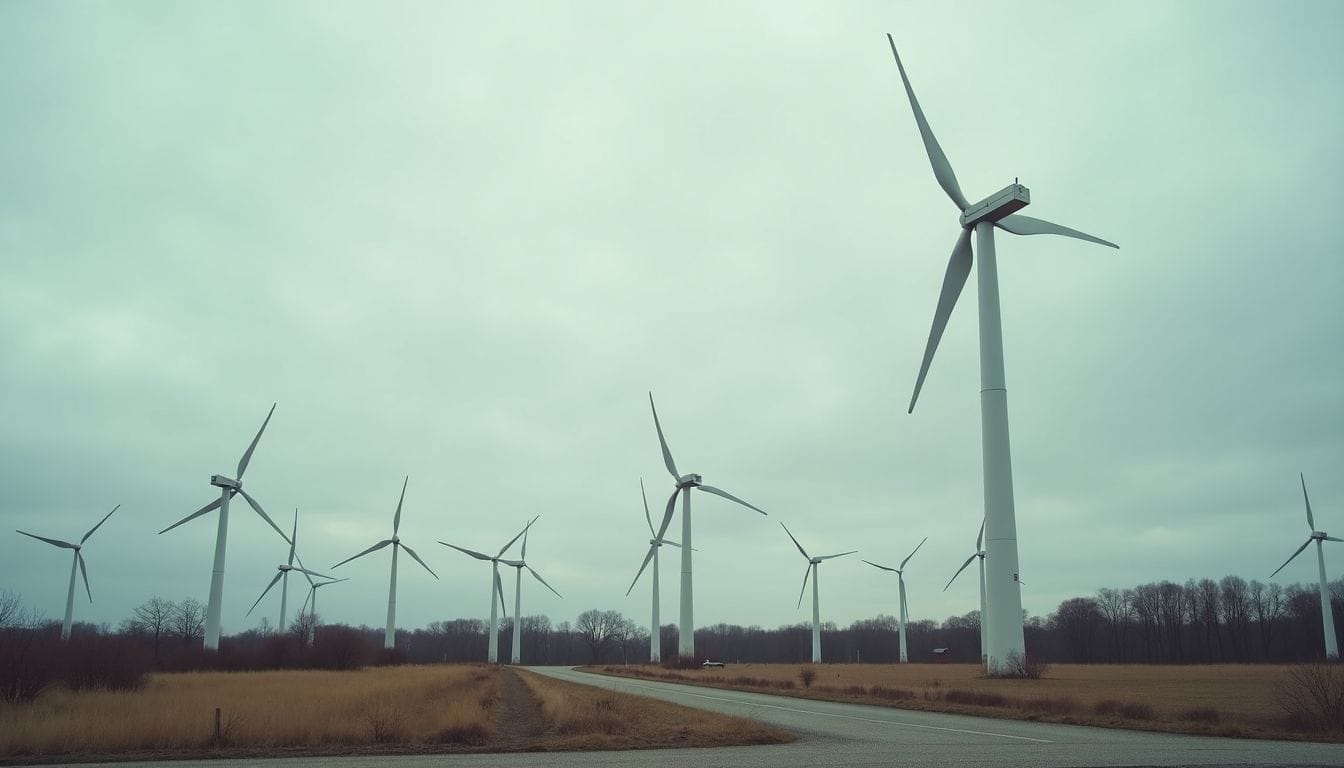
(2, 1, 1341, 641)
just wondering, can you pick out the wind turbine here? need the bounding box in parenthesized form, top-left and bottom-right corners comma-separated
(1270, 473, 1340, 659)
(626, 477, 685, 663)
(15, 504, 119, 641)
(944, 517, 988, 663)
(780, 522, 856, 663)
(863, 536, 926, 663)
(332, 476, 438, 649)
(299, 576, 348, 644)
(886, 34, 1118, 674)
(501, 519, 562, 664)
(440, 519, 533, 663)
(647, 392, 767, 658)
(246, 509, 333, 632)
(160, 404, 288, 650)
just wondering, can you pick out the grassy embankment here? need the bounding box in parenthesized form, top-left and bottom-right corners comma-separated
(593, 662, 1344, 742)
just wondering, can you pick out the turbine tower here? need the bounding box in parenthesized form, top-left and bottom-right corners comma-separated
(15, 504, 120, 640)
(648, 392, 767, 658)
(863, 536, 926, 663)
(332, 476, 438, 649)
(626, 477, 684, 663)
(1270, 473, 1340, 659)
(780, 522, 856, 663)
(246, 509, 332, 632)
(886, 34, 1118, 674)
(440, 519, 533, 663)
(502, 519, 562, 664)
(944, 517, 988, 663)
(160, 404, 288, 650)
(299, 576, 348, 644)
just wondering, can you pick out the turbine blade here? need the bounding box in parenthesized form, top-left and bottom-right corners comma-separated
(526, 566, 562, 598)
(648, 392, 679, 480)
(494, 569, 508, 619)
(1302, 473, 1316, 531)
(158, 497, 222, 535)
(301, 587, 314, 615)
(1270, 539, 1313, 579)
(400, 542, 438, 579)
(333, 539, 392, 568)
(899, 577, 909, 625)
(779, 521, 810, 560)
(16, 530, 76, 549)
(641, 477, 655, 537)
(439, 541, 493, 561)
(886, 34, 969, 211)
(944, 554, 978, 591)
(287, 508, 298, 566)
(626, 544, 658, 596)
(393, 476, 408, 535)
(291, 566, 336, 581)
(654, 488, 680, 542)
(995, 214, 1118, 249)
(1326, 536, 1344, 543)
(863, 559, 898, 573)
(77, 551, 92, 602)
(662, 539, 682, 548)
(797, 563, 813, 609)
(976, 516, 985, 551)
(80, 504, 120, 545)
(295, 552, 317, 586)
(238, 489, 289, 542)
(900, 536, 928, 570)
(521, 515, 540, 561)
(247, 571, 284, 617)
(698, 485, 767, 515)
(817, 550, 858, 561)
(909, 228, 972, 414)
(496, 520, 531, 558)
(237, 403, 276, 480)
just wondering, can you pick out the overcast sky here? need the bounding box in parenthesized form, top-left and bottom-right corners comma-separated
(2, 1, 1341, 641)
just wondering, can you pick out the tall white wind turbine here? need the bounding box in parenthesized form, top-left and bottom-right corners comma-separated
(648, 393, 767, 658)
(1270, 473, 1341, 659)
(160, 404, 288, 650)
(16, 504, 120, 641)
(246, 509, 332, 632)
(502, 520, 562, 664)
(944, 517, 988, 663)
(626, 477, 684, 663)
(332, 476, 438, 649)
(780, 522, 856, 663)
(863, 536, 926, 663)
(299, 576, 348, 644)
(886, 34, 1118, 674)
(440, 519, 533, 663)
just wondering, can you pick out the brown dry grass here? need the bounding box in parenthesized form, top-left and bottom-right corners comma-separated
(515, 668, 791, 750)
(593, 663, 1344, 742)
(0, 664, 499, 761)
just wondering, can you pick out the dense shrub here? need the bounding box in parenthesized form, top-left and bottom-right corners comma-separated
(1278, 663, 1344, 732)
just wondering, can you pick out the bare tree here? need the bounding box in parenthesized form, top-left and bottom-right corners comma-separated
(0, 590, 23, 629)
(132, 597, 176, 660)
(172, 597, 206, 643)
(1095, 587, 1133, 662)
(575, 609, 624, 662)
(1220, 576, 1251, 661)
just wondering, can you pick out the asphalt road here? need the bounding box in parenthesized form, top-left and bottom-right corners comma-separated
(37, 666, 1344, 768)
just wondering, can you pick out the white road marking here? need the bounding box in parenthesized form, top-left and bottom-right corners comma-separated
(574, 673, 1054, 744)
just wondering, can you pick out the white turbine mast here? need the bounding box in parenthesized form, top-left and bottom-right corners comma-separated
(246, 508, 333, 633)
(501, 518, 563, 664)
(863, 536, 926, 663)
(440, 518, 534, 663)
(332, 476, 438, 649)
(1270, 473, 1341, 659)
(648, 392, 767, 658)
(299, 575, 349, 644)
(15, 504, 120, 641)
(944, 517, 988, 664)
(159, 404, 289, 650)
(886, 33, 1117, 675)
(780, 521, 856, 663)
(626, 477, 686, 663)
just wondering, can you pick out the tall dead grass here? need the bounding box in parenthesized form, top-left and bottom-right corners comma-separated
(0, 664, 499, 759)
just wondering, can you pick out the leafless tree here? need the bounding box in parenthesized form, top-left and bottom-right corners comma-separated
(1220, 576, 1251, 661)
(0, 590, 23, 629)
(172, 597, 206, 643)
(1095, 587, 1133, 661)
(575, 608, 624, 662)
(132, 596, 176, 659)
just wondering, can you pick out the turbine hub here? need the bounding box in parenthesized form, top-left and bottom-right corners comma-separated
(959, 183, 1030, 228)
(1313, 531, 1328, 540)
(210, 474, 241, 490)
(677, 473, 703, 488)
(392, 535, 400, 544)
(279, 565, 291, 571)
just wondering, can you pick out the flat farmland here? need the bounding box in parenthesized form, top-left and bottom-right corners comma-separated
(593, 662, 1342, 741)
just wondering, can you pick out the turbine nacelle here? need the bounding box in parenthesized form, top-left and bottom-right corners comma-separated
(959, 183, 1030, 228)
(210, 475, 241, 490)
(676, 473, 703, 489)
(1312, 531, 1329, 541)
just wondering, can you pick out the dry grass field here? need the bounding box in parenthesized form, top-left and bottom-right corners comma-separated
(594, 663, 1344, 742)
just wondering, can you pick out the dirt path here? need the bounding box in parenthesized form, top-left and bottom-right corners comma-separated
(494, 667, 547, 749)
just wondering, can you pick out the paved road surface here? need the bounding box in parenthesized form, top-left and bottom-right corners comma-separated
(38, 665, 1344, 768)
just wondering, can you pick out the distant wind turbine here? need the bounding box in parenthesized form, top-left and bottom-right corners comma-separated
(944, 518, 987, 663)
(780, 522, 856, 663)
(440, 518, 534, 663)
(299, 576, 348, 644)
(160, 404, 288, 650)
(246, 509, 332, 632)
(502, 519, 562, 664)
(864, 536, 926, 663)
(626, 477, 685, 663)
(887, 32, 1117, 675)
(332, 476, 438, 649)
(1270, 473, 1340, 659)
(15, 504, 120, 640)
(647, 392, 767, 658)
